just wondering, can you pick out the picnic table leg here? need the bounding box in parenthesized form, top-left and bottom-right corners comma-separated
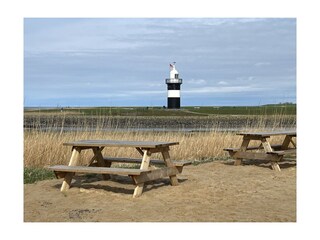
(133, 149, 151, 198)
(61, 147, 81, 192)
(92, 147, 111, 180)
(87, 147, 104, 166)
(235, 137, 250, 166)
(161, 149, 179, 186)
(282, 135, 295, 149)
(261, 138, 281, 171)
(135, 147, 144, 156)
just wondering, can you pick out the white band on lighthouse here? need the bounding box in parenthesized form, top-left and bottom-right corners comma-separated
(168, 90, 180, 98)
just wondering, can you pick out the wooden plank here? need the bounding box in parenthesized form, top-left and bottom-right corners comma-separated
(140, 150, 152, 169)
(133, 149, 152, 198)
(240, 138, 250, 150)
(281, 135, 297, 150)
(61, 147, 81, 192)
(282, 135, 291, 149)
(225, 144, 284, 152)
(92, 147, 110, 180)
(161, 150, 179, 186)
(261, 137, 273, 152)
(87, 155, 97, 166)
(135, 147, 144, 156)
(268, 149, 296, 155)
(266, 151, 285, 156)
(243, 135, 266, 140)
(63, 140, 179, 149)
(230, 151, 283, 162)
(132, 167, 179, 184)
(271, 163, 281, 172)
(103, 157, 191, 167)
(234, 137, 251, 166)
(237, 131, 296, 137)
(92, 147, 106, 167)
(142, 146, 170, 154)
(49, 165, 149, 176)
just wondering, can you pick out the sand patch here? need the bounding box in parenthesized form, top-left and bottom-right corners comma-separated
(24, 161, 296, 222)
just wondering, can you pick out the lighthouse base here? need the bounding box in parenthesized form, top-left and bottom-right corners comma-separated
(167, 98, 180, 109)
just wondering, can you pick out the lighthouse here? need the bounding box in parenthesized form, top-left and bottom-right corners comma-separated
(165, 62, 183, 109)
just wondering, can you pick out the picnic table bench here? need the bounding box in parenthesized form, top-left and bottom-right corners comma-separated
(224, 131, 296, 171)
(48, 140, 191, 198)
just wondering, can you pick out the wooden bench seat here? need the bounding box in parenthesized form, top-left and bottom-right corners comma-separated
(103, 157, 192, 167)
(224, 147, 296, 162)
(225, 148, 295, 155)
(48, 164, 183, 189)
(267, 149, 296, 155)
(48, 165, 150, 179)
(224, 144, 282, 152)
(48, 158, 192, 180)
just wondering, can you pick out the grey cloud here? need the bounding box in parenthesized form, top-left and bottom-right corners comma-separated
(24, 18, 296, 106)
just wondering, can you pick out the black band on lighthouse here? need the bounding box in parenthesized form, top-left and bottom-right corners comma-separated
(167, 83, 181, 90)
(168, 98, 180, 109)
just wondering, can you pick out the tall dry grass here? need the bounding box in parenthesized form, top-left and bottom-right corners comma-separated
(24, 114, 296, 167)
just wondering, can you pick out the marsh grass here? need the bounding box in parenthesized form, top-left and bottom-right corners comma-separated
(24, 114, 296, 168)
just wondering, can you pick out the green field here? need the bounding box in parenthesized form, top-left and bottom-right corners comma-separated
(183, 104, 296, 115)
(24, 103, 296, 116)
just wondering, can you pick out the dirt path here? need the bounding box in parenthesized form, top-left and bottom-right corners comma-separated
(24, 160, 296, 222)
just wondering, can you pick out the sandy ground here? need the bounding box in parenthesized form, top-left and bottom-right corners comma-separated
(24, 160, 296, 222)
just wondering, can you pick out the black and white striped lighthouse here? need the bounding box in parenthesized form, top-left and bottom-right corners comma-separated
(165, 62, 182, 109)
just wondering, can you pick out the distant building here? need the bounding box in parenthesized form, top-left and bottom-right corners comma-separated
(165, 62, 183, 109)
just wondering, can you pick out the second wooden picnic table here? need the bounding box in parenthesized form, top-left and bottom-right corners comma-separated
(224, 131, 296, 171)
(48, 140, 191, 198)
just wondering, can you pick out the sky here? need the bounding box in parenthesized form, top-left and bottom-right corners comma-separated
(24, 18, 296, 107)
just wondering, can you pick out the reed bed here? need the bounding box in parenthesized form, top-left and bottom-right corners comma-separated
(24, 114, 296, 167)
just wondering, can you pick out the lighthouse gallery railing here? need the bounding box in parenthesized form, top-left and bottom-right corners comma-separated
(165, 78, 183, 84)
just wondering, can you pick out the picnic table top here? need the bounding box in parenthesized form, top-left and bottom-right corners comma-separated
(63, 140, 179, 148)
(237, 130, 296, 137)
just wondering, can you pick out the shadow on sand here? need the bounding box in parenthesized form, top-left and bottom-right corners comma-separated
(53, 174, 188, 196)
(223, 158, 296, 170)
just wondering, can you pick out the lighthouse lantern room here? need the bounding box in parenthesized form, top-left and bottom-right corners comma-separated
(165, 62, 183, 109)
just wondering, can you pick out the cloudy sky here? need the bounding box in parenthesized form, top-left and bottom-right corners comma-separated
(24, 18, 296, 107)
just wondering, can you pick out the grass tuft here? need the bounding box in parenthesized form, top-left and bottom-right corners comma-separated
(24, 167, 55, 184)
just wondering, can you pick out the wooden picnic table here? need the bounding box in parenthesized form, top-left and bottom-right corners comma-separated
(48, 140, 191, 198)
(224, 131, 296, 171)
